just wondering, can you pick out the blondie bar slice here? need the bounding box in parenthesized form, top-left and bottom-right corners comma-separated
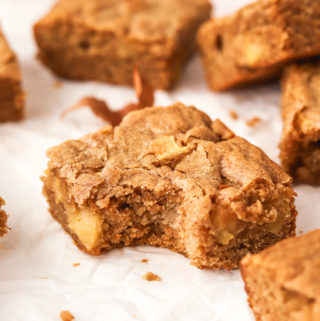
(42, 103, 296, 269)
(279, 61, 320, 184)
(0, 197, 8, 237)
(34, 0, 212, 90)
(241, 229, 320, 321)
(197, 0, 320, 91)
(0, 28, 24, 122)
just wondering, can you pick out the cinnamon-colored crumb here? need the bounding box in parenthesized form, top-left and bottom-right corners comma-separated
(72, 263, 80, 267)
(60, 310, 74, 321)
(246, 117, 261, 127)
(229, 110, 238, 120)
(141, 259, 148, 263)
(53, 80, 63, 89)
(142, 272, 161, 281)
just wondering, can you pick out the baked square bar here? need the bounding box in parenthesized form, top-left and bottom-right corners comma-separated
(241, 229, 320, 321)
(34, 0, 212, 90)
(0, 28, 24, 122)
(197, 0, 320, 91)
(0, 197, 8, 237)
(279, 61, 320, 185)
(42, 103, 296, 269)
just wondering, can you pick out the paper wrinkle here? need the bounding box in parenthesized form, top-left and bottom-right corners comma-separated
(0, 0, 320, 320)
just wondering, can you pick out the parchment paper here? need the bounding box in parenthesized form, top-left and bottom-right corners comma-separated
(0, 1, 319, 320)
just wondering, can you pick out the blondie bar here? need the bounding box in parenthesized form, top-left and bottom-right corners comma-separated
(197, 0, 320, 91)
(279, 62, 320, 185)
(241, 229, 320, 321)
(0, 28, 24, 122)
(0, 197, 8, 237)
(42, 103, 296, 269)
(34, 0, 212, 89)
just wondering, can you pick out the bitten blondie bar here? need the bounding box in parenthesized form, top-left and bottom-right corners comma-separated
(279, 61, 320, 184)
(34, 0, 212, 90)
(0, 197, 8, 237)
(0, 28, 24, 122)
(42, 103, 296, 269)
(241, 229, 320, 321)
(197, 0, 320, 91)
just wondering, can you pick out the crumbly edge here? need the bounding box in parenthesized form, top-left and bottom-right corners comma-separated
(241, 256, 319, 321)
(42, 168, 296, 269)
(192, 182, 296, 269)
(42, 170, 185, 256)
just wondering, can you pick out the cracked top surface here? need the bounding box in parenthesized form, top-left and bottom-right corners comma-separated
(0, 28, 20, 81)
(38, 0, 212, 42)
(47, 103, 291, 224)
(281, 61, 320, 142)
(242, 229, 320, 298)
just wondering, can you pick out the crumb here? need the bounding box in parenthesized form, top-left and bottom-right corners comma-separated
(72, 263, 80, 267)
(246, 117, 261, 127)
(219, 184, 232, 189)
(229, 110, 238, 120)
(60, 310, 74, 321)
(141, 259, 148, 263)
(299, 230, 304, 234)
(142, 272, 161, 281)
(53, 80, 63, 89)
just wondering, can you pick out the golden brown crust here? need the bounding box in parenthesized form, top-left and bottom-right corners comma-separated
(0, 197, 8, 238)
(279, 61, 320, 184)
(43, 103, 296, 269)
(34, 0, 212, 89)
(0, 28, 24, 122)
(241, 229, 320, 321)
(197, 0, 320, 91)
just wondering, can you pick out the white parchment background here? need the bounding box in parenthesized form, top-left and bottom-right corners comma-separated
(0, 1, 319, 320)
